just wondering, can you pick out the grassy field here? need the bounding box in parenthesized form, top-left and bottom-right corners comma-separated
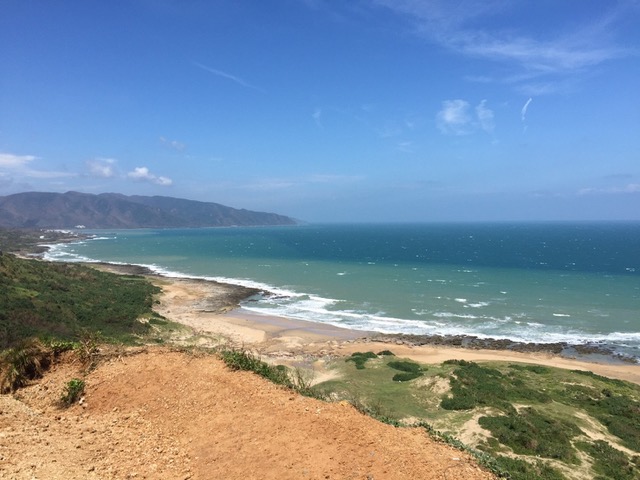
(315, 351, 640, 480)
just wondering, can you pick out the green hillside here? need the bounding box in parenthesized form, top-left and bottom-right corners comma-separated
(0, 253, 161, 348)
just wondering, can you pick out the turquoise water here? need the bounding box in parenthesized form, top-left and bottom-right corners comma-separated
(45, 223, 640, 360)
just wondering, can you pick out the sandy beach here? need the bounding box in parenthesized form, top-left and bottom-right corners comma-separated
(149, 273, 640, 385)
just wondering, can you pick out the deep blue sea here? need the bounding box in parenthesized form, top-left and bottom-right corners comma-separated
(44, 223, 640, 361)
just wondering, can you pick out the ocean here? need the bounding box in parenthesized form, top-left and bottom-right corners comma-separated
(44, 223, 640, 361)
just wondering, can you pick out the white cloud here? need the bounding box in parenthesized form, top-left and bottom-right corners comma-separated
(0, 152, 37, 169)
(437, 99, 471, 135)
(127, 166, 173, 186)
(437, 99, 494, 135)
(87, 158, 118, 178)
(475, 100, 495, 133)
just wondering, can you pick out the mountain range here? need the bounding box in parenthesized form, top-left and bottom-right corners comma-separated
(0, 191, 297, 228)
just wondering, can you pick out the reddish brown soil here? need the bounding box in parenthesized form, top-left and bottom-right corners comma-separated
(1, 347, 496, 479)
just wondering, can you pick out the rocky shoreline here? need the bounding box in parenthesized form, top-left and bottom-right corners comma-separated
(363, 333, 637, 364)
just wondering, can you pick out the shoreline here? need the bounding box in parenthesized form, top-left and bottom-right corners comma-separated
(13, 234, 638, 383)
(131, 264, 640, 385)
(94, 261, 640, 364)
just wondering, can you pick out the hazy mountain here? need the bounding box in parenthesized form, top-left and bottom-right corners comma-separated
(0, 191, 297, 228)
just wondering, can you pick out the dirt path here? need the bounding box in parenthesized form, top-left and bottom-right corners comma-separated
(1, 348, 495, 480)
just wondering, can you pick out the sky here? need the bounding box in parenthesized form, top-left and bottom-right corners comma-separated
(1, 0, 639, 222)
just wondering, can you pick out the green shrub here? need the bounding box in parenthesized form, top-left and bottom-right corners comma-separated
(60, 378, 85, 406)
(387, 360, 422, 373)
(0, 254, 160, 347)
(440, 361, 551, 411)
(392, 372, 422, 382)
(492, 456, 566, 480)
(577, 440, 637, 480)
(345, 351, 377, 369)
(220, 349, 288, 384)
(509, 364, 551, 374)
(478, 407, 581, 463)
(377, 350, 395, 356)
(219, 348, 326, 399)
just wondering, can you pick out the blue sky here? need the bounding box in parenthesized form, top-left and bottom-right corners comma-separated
(1, 0, 639, 222)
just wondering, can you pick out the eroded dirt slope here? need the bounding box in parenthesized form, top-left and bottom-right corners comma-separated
(1, 348, 495, 480)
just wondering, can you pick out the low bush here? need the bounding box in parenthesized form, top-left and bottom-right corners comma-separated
(377, 350, 395, 356)
(345, 351, 378, 369)
(576, 440, 637, 480)
(387, 360, 422, 373)
(478, 407, 581, 463)
(392, 372, 422, 382)
(219, 348, 326, 400)
(492, 456, 566, 480)
(60, 378, 85, 406)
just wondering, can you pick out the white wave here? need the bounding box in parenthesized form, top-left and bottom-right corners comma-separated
(454, 298, 467, 303)
(467, 301, 490, 308)
(432, 312, 479, 320)
(553, 313, 571, 317)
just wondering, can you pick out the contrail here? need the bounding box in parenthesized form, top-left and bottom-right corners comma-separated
(193, 62, 263, 91)
(521, 97, 533, 122)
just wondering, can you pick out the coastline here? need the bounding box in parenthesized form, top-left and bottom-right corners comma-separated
(11, 231, 637, 385)
(131, 264, 640, 385)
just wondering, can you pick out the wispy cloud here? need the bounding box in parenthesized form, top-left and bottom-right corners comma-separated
(0, 152, 76, 179)
(193, 62, 263, 91)
(87, 158, 118, 178)
(0, 152, 37, 168)
(579, 184, 640, 195)
(159, 136, 186, 151)
(127, 166, 173, 186)
(437, 99, 494, 135)
(475, 100, 494, 133)
(521, 97, 533, 132)
(437, 99, 471, 135)
(370, 0, 634, 92)
(230, 173, 363, 191)
(312, 108, 323, 128)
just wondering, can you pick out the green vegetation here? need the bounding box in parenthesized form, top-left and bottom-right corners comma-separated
(440, 359, 551, 411)
(377, 350, 395, 356)
(479, 407, 582, 462)
(219, 347, 324, 399)
(345, 351, 378, 369)
(0, 253, 183, 392)
(490, 456, 566, 480)
(316, 354, 640, 480)
(577, 440, 639, 480)
(60, 378, 85, 406)
(388, 359, 424, 382)
(0, 253, 161, 348)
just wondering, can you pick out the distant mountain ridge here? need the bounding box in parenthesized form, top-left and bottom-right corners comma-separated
(0, 191, 297, 228)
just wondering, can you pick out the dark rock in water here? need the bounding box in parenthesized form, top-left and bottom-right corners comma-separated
(369, 332, 619, 360)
